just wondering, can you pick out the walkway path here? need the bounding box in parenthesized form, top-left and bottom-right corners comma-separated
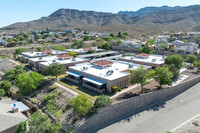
(54, 82, 78, 96)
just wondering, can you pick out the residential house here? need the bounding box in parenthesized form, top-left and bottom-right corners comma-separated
(155, 35, 170, 43)
(173, 40, 199, 54)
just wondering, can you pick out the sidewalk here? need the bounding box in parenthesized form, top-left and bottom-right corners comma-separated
(55, 82, 78, 96)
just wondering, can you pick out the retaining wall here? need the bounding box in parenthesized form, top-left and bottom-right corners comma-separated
(74, 76, 200, 133)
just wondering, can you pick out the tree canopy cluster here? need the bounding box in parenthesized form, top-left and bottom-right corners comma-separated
(42, 63, 66, 79)
(5, 65, 26, 81)
(16, 111, 62, 133)
(16, 72, 45, 95)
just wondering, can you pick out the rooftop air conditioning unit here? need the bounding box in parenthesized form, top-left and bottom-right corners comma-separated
(129, 64, 133, 68)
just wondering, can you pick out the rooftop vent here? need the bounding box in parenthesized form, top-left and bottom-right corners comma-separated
(12, 104, 18, 113)
(152, 59, 156, 62)
(82, 66, 88, 70)
(106, 70, 113, 76)
(129, 64, 133, 68)
(72, 57, 76, 61)
(39, 57, 43, 60)
(53, 60, 56, 63)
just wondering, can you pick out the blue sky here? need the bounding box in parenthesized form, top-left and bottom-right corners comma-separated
(0, 0, 200, 28)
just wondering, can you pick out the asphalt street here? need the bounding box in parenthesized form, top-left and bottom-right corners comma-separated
(98, 82, 200, 133)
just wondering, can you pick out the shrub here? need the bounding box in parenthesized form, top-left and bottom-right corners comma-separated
(112, 86, 118, 93)
(15, 121, 27, 133)
(94, 95, 112, 108)
(43, 92, 58, 102)
(0, 89, 6, 97)
(70, 94, 93, 116)
(46, 102, 58, 114)
(0, 80, 12, 94)
(48, 85, 57, 92)
(192, 121, 199, 126)
(54, 110, 63, 118)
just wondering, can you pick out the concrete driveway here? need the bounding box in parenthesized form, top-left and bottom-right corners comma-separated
(98, 82, 200, 133)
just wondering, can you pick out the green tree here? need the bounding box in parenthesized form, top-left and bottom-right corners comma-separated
(15, 48, 26, 55)
(5, 68, 16, 81)
(15, 65, 26, 75)
(30, 72, 45, 89)
(118, 32, 122, 38)
(28, 111, 62, 133)
(43, 63, 66, 79)
(87, 49, 96, 54)
(70, 94, 93, 116)
(0, 80, 12, 94)
(122, 32, 129, 36)
(101, 36, 113, 42)
(165, 55, 184, 69)
(55, 34, 59, 38)
(110, 33, 116, 38)
(139, 45, 155, 54)
(15, 121, 26, 133)
(51, 45, 65, 51)
(153, 66, 173, 88)
(130, 66, 152, 93)
(146, 39, 155, 45)
(99, 42, 111, 50)
(83, 35, 91, 41)
(96, 38, 104, 44)
(94, 95, 112, 108)
(167, 64, 180, 78)
(5, 66, 25, 81)
(68, 51, 78, 56)
(73, 40, 86, 48)
(0, 89, 6, 97)
(16, 72, 44, 95)
(36, 47, 43, 52)
(16, 73, 35, 95)
(186, 55, 197, 68)
(193, 61, 200, 72)
(116, 39, 122, 46)
(160, 44, 168, 51)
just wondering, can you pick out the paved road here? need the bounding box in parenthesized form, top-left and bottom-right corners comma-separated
(98, 82, 200, 133)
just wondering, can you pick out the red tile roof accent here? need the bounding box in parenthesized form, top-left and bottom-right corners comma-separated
(57, 54, 73, 58)
(92, 60, 114, 67)
(42, 50, 52, 54)
(135, 53, 150, 58)
(121, 69, 131, 73)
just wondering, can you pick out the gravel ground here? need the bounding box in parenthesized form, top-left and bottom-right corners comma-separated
(174, 115, 200, 133)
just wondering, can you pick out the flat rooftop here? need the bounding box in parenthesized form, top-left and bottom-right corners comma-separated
(121, 54, 166, 65)
(29, 55, 58, 62)
(39, 56, 88, 66)
(0, 98, 28, 132)
(20, 52, 48, 58)
(77, 51, 118, 58)
(51, 50, 68, 55)
(66, 49, 88, 53)
(69, 60, 151, 80)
